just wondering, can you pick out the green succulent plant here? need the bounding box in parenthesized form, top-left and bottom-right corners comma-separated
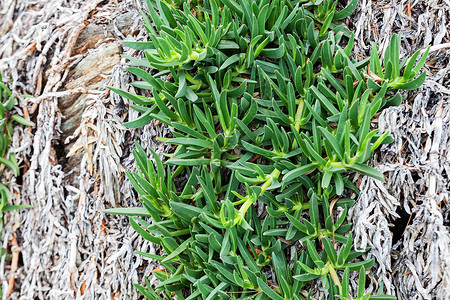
(105, 0, 428, 298)
(0, 75, 34, 297)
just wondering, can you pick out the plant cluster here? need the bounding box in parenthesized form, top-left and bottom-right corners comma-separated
(0, 75, 34, 297)
(105, 0, 428, 299)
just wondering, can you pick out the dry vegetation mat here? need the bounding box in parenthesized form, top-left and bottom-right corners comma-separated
(0, 76, 34, 298)
(0, 0, 449, 299)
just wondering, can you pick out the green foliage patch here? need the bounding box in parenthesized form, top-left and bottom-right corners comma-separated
(105, 0, 428, 298)
(0, 75, 34, 297)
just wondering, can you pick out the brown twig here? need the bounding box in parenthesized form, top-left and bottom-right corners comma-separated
(391, 133, 412, 163)
(7, 233, 19, 296)
(373, 20, 379, 40)
(402, 181, 426, 237)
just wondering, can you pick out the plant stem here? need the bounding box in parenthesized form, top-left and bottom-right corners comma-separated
(235, 168, 281, 225)
(185, 71, 202, 85)
(294, 96, 305, 131)
(327, 264, 342, 294)
(260, 169, 280, 192)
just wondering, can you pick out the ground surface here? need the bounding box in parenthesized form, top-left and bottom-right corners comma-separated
(0, 0, 449, 299)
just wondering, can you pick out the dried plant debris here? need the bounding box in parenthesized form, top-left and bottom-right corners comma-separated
(0, 76, 34, 298)
(0, 0, 448, 299)
(350, 1, 450, 299)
